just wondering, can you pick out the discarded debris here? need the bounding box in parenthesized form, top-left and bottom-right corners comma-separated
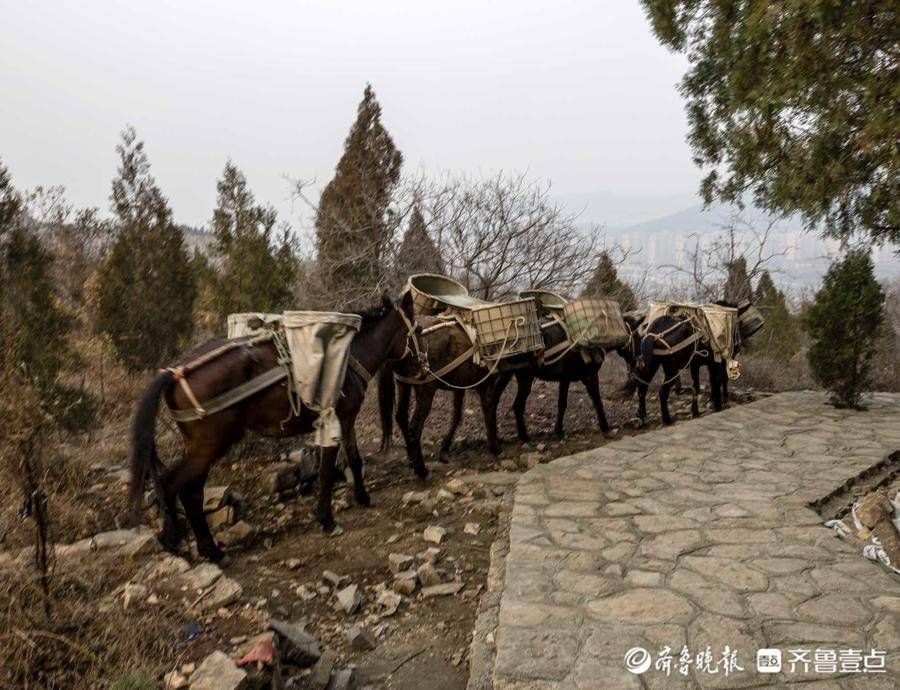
(387, 553, 414, 574)
(421, 581, 464, 598)
(189, 651, 247, 690)
(344, 624, 377, 650)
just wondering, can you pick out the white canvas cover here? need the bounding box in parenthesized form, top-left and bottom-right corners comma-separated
(227, 312, 283, 339)
(282, 311, 362, 447)
(647, 301, 739, 363)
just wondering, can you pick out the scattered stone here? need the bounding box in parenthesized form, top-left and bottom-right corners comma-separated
(445, 478, 467, 495)
(536, 442, 547, 451)
(436, 489, 455, 501)
(189, 651, 247, 690)
(344, 625, 377, 650)
(464, 522, 481, 536)
(147, 554, 192, 581)
(376, 589, 402, 616)
(451, 649, 465, 666)
(285, 558, 303, 570)
(423, 526, 447, 544)
(336, 584, 363, 614)
(392, 570, 418, 595)
(520, 452, 543, 470)
(122, 583, 148, 610)
(207, 506, 235, 530)
(402, 490, 429, 505)
(386, 533, 400, 544)
(163, 669, 188, 689)
(308, 650, 337, 689)
(270, 618, 321, 667)
(53, 537, 94, 561)
(388, 553, 414, 574)
(417, 547, 442, 564)
(421, 581, 464, 598)
(181, 662, 195, 676)
(220, 520, 254, 547)
(203, 485, 231, 511)
(416, 561, 442, 587)
(264, 462, 300, 493)
(295, 584, 317, 601)
(327, 667, 358, 690)
(93, 527, 156, 551)
(322, 570, 349, 588)
(200, 576, 243, 611)
(500, 460, 518, 472)
(180, 563, 223, 591)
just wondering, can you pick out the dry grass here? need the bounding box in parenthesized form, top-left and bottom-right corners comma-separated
(0, 558, 181, 689)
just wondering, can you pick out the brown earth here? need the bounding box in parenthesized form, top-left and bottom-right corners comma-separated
(1, 364, 753, 689)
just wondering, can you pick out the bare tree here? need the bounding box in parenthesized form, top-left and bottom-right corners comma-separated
(418, 171, 604, 300)
(660, 210, 792, 301)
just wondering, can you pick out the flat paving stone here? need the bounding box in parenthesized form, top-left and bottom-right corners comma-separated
(479, 392, 900, 689)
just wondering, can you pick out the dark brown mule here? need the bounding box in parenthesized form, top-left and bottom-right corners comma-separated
(492, 316, 613, 440)
(130, 293, 416, 562)
(378, 316, 502, 479)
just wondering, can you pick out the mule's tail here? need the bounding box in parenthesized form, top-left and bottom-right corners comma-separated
(377, 365, 395, 451)
(130, 370, 175, 523)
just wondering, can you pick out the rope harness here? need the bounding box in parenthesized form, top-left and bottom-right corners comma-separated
(395, 314, 525, 390)
(163, 307, 416, 423)
(629, 316, 709, 388)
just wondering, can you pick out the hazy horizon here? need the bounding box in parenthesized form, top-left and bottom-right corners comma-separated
(1, 1, 701, 229)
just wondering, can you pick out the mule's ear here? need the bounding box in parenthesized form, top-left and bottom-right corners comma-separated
(400, 288, 415, 316)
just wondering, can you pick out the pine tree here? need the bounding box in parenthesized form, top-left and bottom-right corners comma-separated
(196, 162, 298, 332)
(582, 251, 637, 311)
(804, 250, 885, 408)
(395, 205, 443, 282)
(723, 256, 753, 304)
(641, 1, 898, 244)
(93, 127, 196, 371)
(314, 85, 402, 308)
(752, 270, 800, 360)
(0, 160, 74, 417)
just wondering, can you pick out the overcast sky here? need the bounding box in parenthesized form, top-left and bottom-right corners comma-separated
(1, 1, 700, 228)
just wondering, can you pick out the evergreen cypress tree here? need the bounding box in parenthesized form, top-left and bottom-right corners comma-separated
(93, 127, 196, 371)
(396, 205, 443, 281)
(723, 256, 753, 304)
(0, 160, 74, 417)
(752, 270, 800, 360)
(196, 162, 298, 332)
(314, 85, 402, 308)
(582, 251, 637, 311)
(805, 250, 885, 408)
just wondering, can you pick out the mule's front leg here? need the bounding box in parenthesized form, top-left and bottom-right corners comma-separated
(406, 384, 436, 479)
(583, 373, 611, 434)
(659, 377, 675, 425)
(343, 425, 370, 508)
(315, 446, 340, 535)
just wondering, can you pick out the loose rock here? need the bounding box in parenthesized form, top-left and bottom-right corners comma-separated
(335, 584, 363, 614)
(322, 570, 349, 588)
(218, 520, 253, 546)
(417, 547, 442, 564)
(376, 589, 402, 616)
(270, 618, 321, 667)
(423, 526, 446, 544)
(464, 522, 481, 535)
(163, 669, 188, 689)
(189, 650, 247, 690)
(344, 625, 377, 650)
(416, 561, 442, 587)
(200, 576, 243, 611)
(122, 583, 148, 610)
(392, 570, 418, 595)
(421, 581, 464, 598)
(402, 490, 429, 505)
(387, 553, 414, 574)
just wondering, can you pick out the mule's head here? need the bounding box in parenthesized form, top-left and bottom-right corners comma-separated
(385, 289, 418, 362)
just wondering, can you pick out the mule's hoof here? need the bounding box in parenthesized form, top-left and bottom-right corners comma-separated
(327, 525, 344, 537)
(602, 428, 620, 440)
(200, 545, 227, 563)
(355, 492, 371, 507)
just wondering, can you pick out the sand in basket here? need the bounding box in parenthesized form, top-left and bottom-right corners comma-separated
(226, 312, 283, 339)
(282, 312, 361, 447)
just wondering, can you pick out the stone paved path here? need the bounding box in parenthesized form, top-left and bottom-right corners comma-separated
(479, 392, 900, 689)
